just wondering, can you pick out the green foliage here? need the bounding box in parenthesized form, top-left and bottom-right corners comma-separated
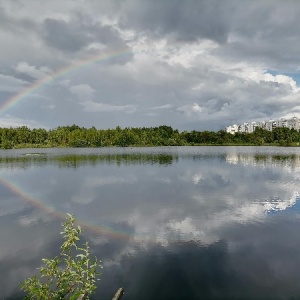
(21, 214, 102, 299)
(1, 125, 300, 148)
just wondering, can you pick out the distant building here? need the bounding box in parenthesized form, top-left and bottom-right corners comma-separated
(288, 117, 300, 130)
(238, 123, 247, 133)
(226, 117, 300, 133)
(279, 119, 288, 128)
(254, 121, 265, 131)
(264, 120, 273, 131)
(225, 124, 238, 134)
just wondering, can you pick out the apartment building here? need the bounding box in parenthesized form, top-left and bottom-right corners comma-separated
(225, 124, 238, 134)
(226, 117, 300, 134)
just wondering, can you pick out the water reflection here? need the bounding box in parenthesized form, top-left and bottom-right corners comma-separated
(226, 152, 300, 169)
(0, 153, 176, 169)
(1, 147, 300, 299)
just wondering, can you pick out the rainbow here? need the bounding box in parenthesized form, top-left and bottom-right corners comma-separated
(0, 175, 137, 241)
(0, 48, 131, 115)
(0, 45, 166, 243)
(0, 175, 195, 244)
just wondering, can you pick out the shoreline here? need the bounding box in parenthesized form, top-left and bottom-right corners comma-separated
(3, 143, 299, 150)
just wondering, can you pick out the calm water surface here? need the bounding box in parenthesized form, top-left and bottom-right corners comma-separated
(1, 146, 300, 299)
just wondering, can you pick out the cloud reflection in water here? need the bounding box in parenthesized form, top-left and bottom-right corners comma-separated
(1, 147, 300, 299)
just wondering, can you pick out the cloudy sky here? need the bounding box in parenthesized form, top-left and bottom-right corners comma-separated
(1, 0, 300, 131)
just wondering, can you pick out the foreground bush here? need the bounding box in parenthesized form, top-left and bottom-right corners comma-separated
(21, 214, 102, 299)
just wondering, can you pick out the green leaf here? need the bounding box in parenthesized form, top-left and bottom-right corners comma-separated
(20, 214, 102, 299)
(70, 291, 82, 300)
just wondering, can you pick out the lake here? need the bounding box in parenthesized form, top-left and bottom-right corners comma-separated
(2, 146, 300, 299)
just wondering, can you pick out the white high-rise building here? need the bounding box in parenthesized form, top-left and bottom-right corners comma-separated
(225, 124, 238, 134)
(226, 117, 300, 133)
(287, 117, 300, 130)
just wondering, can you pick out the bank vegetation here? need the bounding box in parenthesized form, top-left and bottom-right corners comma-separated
(0, 125, 299, 149)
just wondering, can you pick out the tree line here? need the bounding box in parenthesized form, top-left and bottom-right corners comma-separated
(0, 125, 300, 148)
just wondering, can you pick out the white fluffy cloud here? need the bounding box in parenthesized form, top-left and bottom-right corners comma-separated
(0, 114, 44, 128)
(15, 62, 52, 80)
(81, 101, 137, 113)
(1, 0, 300, 129)
(0, 74, 28, 92)
(70, 84, 96, 101)
(177, 103, 203, 116)
(70, 83, 136, 113)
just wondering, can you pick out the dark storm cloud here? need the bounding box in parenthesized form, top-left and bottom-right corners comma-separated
(217, 1, 300, 70)
(118, 0, 233, 43)
(0, 5, 36, 35)
(1, 0, 300, 129)
(42, 15, 129, 53)
(42, 18, 90, 52)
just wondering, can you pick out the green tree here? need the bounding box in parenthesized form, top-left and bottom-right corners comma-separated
(21, 214, 102, 299)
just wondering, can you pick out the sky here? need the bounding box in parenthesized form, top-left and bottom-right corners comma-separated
(1, 0, 300, 131)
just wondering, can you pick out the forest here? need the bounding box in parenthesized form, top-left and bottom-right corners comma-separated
(0, 125, 299, 149)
